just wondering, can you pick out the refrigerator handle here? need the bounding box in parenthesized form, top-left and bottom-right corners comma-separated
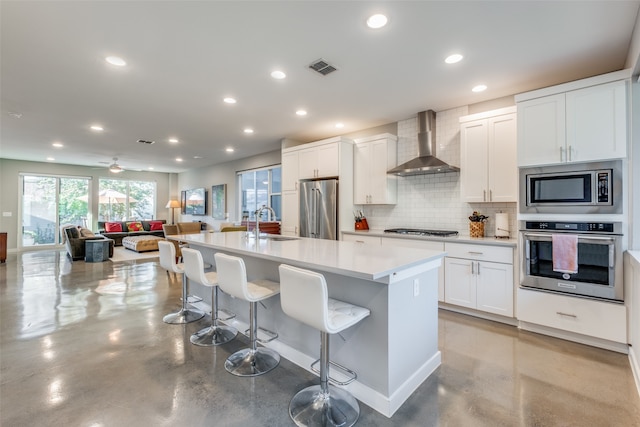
(314, 188, 322, 237)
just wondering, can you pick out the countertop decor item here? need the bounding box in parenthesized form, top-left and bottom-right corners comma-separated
(468, 211, 488, 238)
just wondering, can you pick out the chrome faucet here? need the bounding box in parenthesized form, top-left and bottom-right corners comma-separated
(255, 205, 276, 239)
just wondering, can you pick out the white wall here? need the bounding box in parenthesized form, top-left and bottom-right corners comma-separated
(0, 159, 173, 250)
(176, 149, 281, 230)
(361, 107, 518, 237)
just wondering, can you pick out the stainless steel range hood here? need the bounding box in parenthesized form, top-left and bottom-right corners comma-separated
(388, 110, 460, 176)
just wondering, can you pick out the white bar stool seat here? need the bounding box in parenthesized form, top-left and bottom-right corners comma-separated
(159, 241, 205, 324)
(214, 252, 280, 377)
(181, 248, 237, 346)
(278, 264, 370, 427)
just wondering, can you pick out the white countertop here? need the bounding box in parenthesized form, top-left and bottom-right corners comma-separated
(342, 229, 518, 247)
(628, 250, 640, 265)
(169, 232, 445, 281)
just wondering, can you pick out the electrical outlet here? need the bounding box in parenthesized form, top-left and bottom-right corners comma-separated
(413, 279, 420, 297)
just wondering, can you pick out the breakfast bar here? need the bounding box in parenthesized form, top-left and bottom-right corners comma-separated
(169, 231, 446, 417)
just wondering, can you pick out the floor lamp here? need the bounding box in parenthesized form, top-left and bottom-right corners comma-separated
(166, 200, 180, 224)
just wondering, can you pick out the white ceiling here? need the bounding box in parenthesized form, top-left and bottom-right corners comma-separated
(1, 1, 639, 174)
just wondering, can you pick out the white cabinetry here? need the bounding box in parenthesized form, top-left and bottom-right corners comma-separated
(298, 141, 339, 179)
(460, 107, 517, 203)
(342, 233, 382, 245)
(353, 134, 397, 205)
(517, 287, 626, 344)
(282, 150, 299, 192)
(444, 243, 514, 317)
(517, 74, 628, 167)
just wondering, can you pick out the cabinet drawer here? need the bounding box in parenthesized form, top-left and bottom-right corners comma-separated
(517, 288, 626, 343)
(445, 242, 512, 264)
(342, 234, 381, 245)
(383, 237, 444, 251)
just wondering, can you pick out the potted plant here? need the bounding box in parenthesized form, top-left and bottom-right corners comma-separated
(468, 211, 489, 238)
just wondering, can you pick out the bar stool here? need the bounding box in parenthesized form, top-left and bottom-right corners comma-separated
(158, 241, 205, 324)
(278, 264, 371, 427)
(214, 252, 280, 376)
(181, 248, 237, 346)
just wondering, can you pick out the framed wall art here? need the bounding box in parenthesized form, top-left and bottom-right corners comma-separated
(211, 184, 226, 220)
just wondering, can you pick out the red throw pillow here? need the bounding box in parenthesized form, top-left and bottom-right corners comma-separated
(127, 222, 143, 232)
(149, 221, 164, 231)
(105, 222, 122, 232)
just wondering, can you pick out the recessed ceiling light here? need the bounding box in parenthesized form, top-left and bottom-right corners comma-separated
(472, 84, 487, 93)
(244, 128, 254, 134)
(225, 147, 235, 153)
(335, 122, 345, 129)
(90, 125, 104, 131)
(296, 110, 307, 116)
(271, 70, 286, 79)
(176, 157, 183, 162)
(8, 111, 22, 119)
(105, 56, 126, 67)
(193, 155, 203, 159)
(367, 14, 388, 29)
(168, 138, 179, 143)
(52, 142, 63, 148)
(148, 166, 154, 170)
(223, 97, 237, 104)
(445, 54, 463, 64)
(46, 157, 55, 161)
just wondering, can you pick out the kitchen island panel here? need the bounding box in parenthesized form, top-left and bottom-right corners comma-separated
(175, 233, 444, 417)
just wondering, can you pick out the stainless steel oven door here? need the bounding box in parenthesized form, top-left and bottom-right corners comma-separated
(521, 232, 623, 302)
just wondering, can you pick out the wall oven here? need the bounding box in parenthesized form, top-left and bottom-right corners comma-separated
(519, 160, 622, 214)
(520, 221, 623, 302)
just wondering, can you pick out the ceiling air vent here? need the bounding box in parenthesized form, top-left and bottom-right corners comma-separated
(137, 139, 155, 145)
(309, 58, 337, 76)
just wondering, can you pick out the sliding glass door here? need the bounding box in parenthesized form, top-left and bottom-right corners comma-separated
(21, 175, 90, 247)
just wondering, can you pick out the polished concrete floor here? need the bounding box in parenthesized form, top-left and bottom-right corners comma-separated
(1, 250, 639, 426)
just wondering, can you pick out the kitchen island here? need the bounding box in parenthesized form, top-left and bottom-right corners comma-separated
(168, 231, 445, 417)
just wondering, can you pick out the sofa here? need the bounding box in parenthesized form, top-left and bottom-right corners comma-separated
(61, 224, 114, 261)
(97, 220, 166, 246)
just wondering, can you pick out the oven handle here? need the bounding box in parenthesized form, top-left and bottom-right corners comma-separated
(522, 232, 617, 267)
(522, 232, 617, 245)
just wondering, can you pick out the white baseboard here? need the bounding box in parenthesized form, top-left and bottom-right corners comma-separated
(630, 346, 640, 397)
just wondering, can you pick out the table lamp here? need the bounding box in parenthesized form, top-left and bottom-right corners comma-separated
(165, 200, 181, 224)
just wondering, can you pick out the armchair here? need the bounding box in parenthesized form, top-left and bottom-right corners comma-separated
(61, 225, 114, 261)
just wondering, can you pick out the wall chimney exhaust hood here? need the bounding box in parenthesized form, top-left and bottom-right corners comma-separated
(388, 110, 460, 176)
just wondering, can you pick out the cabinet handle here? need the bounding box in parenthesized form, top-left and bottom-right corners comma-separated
(476, 261, 480, 276)
(560, 146, 565, 162)
(568, 145, 573, 162)
(556, 311, 577, 318)
(471, 262, 475, 275)
(489, 190, 492, 201)
(483, 190, 486, 202)
(468, 251, 483, 255)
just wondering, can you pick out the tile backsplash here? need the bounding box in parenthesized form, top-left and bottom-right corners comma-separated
(361, 106, 518, 238)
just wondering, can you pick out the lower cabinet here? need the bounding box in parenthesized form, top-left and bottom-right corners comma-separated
(444, 243, 514, 317)
(517, 287, 627, 343)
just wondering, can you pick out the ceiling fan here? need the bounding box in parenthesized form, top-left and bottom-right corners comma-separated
(108, 157, 124, 173)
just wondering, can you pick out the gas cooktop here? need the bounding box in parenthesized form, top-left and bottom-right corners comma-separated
(384, 228, 459, 237)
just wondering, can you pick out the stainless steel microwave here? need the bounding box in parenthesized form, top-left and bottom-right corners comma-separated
(519, 160, 622, 214)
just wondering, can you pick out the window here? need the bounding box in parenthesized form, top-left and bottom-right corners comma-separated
(20, 174, 90, 247)
(98, 178, 156, 221)
(238, 165, 281, 221)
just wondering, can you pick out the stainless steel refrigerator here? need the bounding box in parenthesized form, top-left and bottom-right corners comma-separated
(299, 179, 338, 240)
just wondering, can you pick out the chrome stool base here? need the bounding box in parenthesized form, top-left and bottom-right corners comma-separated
(190, 324, 237, 346)
(163, 308, 205, 324)
(289, 384, 360, 427)
(224, 347, 280, 377)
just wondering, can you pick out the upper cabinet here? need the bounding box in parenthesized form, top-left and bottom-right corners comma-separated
(353, 133, 397, 205)
(516, 73, 629, 167)
(298, 141, 340, 179)
(281, 150, 299, 192)
(460, 107, 517, 203)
